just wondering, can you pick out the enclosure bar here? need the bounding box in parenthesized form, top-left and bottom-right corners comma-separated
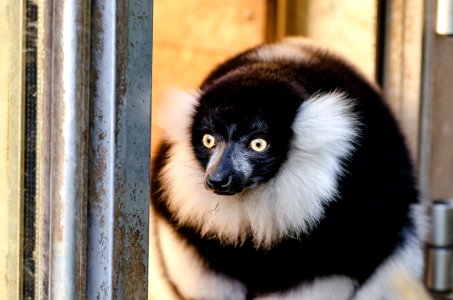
(112, 0, 152, 296)
(87, 0, 117, 298)
(114, 0, 152, 293)
(35, 0, 54, 298)
(87, 0, 152, 298)
(49, 0, 90, 298)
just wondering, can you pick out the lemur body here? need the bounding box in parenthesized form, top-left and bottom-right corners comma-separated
(149, 39, 427, 300)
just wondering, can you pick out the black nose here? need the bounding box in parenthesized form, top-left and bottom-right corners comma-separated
(206, 173, 233, 194)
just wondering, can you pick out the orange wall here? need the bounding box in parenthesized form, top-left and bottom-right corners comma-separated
(152, 0, 267, 155)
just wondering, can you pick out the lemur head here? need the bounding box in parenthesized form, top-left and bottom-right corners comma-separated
(191, 70, 306, 195)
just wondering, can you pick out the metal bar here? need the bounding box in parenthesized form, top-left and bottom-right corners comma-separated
(87, 0, 117, 298)
(49, 0, 90, 298)
(87, 0, 152, 298)
(436, 0, 453, 35)
(426, 200, 453, 295)
(418, 0, 435, 199)
(381, 0, 424, 163)
(113, 1, 152, 297)
(35, 0, 54, 298)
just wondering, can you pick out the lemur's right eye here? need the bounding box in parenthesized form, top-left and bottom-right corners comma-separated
(250, 138, 268, 152)
(202, 134, 216, 149)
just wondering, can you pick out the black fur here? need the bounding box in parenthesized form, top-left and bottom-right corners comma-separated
(191, 71, 306, 193)
(151, 41, 419, 297)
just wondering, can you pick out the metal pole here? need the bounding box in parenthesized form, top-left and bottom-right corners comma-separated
(88, 0, 152, 298)
(426, 200, 453, 297)
(49, 0, 90, 298)
(87, 1, 117, 298)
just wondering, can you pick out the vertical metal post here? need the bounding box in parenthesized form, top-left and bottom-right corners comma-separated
(35, 0, 54, 298)
(114, 2, 151, 297)
(49, 0, 90, 298)
(88, 0, 152, 298)
(2, 0, 151, 298)
(88, 1, 117, 298)
(426, 200, 453, 297)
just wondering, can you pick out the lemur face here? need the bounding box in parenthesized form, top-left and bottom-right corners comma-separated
(191, 73, 304, 195)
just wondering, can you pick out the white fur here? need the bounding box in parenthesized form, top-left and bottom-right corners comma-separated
(149, 213, 427, 300)
(250, 43, 308, 63)
(158, 91, 360, 248)
(148, 210, 180, 300)
(156, 88, 200, 143)
(353, 232, 428, 300)
(206, 142, 226, 174)
(231, 145, 253, 178)
(250, 38, 383, 96)
(248, 38, 316, 63)
(257, 276, 357, 300)
(249, 37, 337, 64)
(156, 216, 247, 300)
(411, 202, 430, 245)
(150, 214, 358, 300)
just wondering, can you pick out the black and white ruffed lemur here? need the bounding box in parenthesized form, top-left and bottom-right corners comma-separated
(149, 38, 427, 300)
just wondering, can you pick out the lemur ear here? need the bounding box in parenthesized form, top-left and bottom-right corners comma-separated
(155, 89, 200, 143)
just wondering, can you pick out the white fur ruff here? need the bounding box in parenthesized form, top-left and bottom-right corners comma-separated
(157, 91, 360, 248)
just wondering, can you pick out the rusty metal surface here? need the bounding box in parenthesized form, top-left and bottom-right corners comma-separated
(87, 0, 151, 299)
(35, 0, 54, 298)
(114, 1, 152, 297)
(49, 0, 90, 298)
(87, 1, 118, 298)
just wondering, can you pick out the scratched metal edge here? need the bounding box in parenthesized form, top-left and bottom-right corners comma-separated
(87, 0, 117, 299)
(35, 0, 53, 298)
(77, 1, 91, 299)
(112, 0, 129, 296)
(113, 0, 152, 298)
(49, 0, 91, 298)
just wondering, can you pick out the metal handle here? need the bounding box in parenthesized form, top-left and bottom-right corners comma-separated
(426, 248, 453, 293)
(436, 0, 453, 35)
(426, 199, 453, 295)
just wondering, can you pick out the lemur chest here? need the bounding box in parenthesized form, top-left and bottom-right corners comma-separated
(170, 223, 372, 295)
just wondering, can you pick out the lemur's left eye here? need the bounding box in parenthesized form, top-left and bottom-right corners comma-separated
(250, 138, 268, 152)
(202, 134, 216, 149)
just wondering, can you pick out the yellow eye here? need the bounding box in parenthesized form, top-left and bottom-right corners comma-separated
(250, 138, 268, 152)
(202, 134, 216, 149)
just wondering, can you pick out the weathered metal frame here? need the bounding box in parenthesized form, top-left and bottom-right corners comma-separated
(380, 0, 424, 165)
(29, 0, 152, 298)
(379, 0, 453, 296)
(419, 0, 453, 201)
(35, 0, 53, 298)
(49, 0, 91, 298)
(87, 0, 152, 299)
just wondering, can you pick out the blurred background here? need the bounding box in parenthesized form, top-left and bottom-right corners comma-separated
(152, 0, 377, 154)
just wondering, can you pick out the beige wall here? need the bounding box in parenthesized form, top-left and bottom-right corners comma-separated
(0, 1, 24, 299)
(152, 0, 268, 154)
(152, 1, 378, 156)
(302, 0, 377, 79)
